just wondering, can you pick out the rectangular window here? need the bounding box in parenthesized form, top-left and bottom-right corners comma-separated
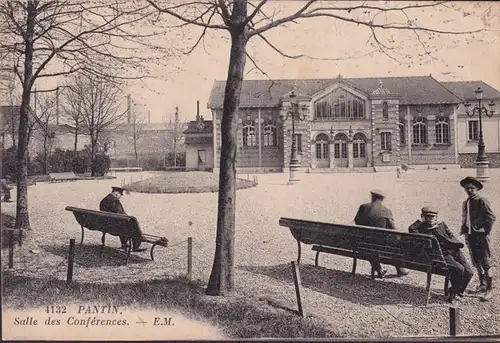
(334, 143, 340, 159)
(353, 142, 359, 158)
(316, 144, 322, 159)
(359, 142, 366, 158)
(381, 132, 392, 151)
(341, 143, 347, 158)
(294, 134, 302, 153)
(322, 143, 328, 158)
(468, 120, 479, 141)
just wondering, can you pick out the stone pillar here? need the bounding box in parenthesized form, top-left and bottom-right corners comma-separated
(329, 142, 334, 168)
(348, 139, 354, 169)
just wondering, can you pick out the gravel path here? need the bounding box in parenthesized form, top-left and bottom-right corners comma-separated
(2, 169, 499, 338)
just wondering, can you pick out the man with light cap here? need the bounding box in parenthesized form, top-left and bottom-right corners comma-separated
(354, 189, 409, 278)
(99, 186, 145, 252)
(460, 176, 496, 302)
(409, 206, 473, 303)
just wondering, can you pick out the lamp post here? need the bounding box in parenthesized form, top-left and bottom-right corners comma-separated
(464, 87, 496, 181)
(282, 91, 307, 184)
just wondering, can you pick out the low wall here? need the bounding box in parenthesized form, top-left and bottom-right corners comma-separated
(459, 153, 500, 168)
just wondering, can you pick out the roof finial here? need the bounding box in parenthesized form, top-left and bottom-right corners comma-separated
(378, 79, 383, 88)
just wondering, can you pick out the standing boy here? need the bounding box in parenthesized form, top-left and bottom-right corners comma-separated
(460, 176, 496, 301)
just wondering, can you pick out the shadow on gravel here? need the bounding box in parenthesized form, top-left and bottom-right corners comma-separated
(240, 263, 448, 306)
(42, 243, 150, 267)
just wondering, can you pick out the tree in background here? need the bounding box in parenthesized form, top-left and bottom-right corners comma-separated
(0, 0, 173, 230)
(64, 73, 126, 176)
(146, 0, 492, 296)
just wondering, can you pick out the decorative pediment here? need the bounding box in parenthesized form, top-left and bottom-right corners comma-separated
(371, 80, 400, 98)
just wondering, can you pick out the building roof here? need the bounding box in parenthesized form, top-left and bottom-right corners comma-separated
(184, 120, 213, 134)
(441, 81, 500, 101)
(208, 76, 465, 109)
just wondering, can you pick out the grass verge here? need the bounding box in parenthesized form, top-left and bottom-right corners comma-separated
(2, 271, 338, 339)
(125, 171, 257, 194)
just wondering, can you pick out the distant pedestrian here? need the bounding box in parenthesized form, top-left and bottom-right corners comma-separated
(354, 190, 409, 278)
(1, 176, 13, 202)
(460, 176, 496, 301)
(396, 167, 401, 179)
(409, 206, 473, 303)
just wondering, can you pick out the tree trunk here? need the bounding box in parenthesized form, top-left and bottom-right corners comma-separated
(134, 137, 139, 167)
(73, 119, 79, 155)
(15, 1, 36, 231)
(173, 138, 177, 167)
(90, 137, 97, 176)
(206, 19, 248, 296)
(43, 128, 48, 174)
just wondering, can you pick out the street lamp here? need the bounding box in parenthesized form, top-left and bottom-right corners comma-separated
(464, 87, 496, 181)
(281, 91, 307, 184)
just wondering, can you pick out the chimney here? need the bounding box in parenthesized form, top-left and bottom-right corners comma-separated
(196, 100, 201, 121)
(127, 94, 131, 124)
(200, 115, 204, 121)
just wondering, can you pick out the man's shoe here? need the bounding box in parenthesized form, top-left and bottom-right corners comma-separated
(377, 269, 387, 278)
(447, 291, 456, 304)
(475, 284, 487, 293)
(132, 247, 147, 252)
(481, 277, 493, 302)
(397, 269, 410, 277)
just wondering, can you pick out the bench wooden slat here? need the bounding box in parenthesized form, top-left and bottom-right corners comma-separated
(280, 217, 451, 305)
(65, 206, 169, 264)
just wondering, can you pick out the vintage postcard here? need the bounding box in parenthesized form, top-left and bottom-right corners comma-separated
(1, 1, 500, 341)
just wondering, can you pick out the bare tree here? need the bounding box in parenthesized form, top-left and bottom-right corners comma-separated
(60, 86, 84, 155)
(130, 103, 145, 167)
(65, 73, 126, 176)
(0, 0, 173, 230)
(31, 91, 57, 174)
(146, 0, 491, 296)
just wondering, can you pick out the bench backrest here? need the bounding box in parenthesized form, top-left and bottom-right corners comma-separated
(65, 206, 142, 238)
(279, 217, 447, 270)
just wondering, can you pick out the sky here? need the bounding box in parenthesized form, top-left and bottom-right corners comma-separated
(6, 1, 500, 124)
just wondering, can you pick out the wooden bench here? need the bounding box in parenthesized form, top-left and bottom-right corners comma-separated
(50, 172, 78, 182)
(279, 217, 451, 305)
(65, 206, 168, 264)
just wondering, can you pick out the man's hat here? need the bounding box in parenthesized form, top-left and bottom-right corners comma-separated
(421, 206, 438, 216)
(370, 189, 386, 198)
(460, 176, 483, 190)
(111, 186, 125, 195)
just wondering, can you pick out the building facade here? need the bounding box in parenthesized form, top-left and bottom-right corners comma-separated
(207, 75, 495, 172)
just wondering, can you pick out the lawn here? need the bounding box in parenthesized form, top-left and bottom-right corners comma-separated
(1, 169, 499, 339)
(124, 171, 257, 193)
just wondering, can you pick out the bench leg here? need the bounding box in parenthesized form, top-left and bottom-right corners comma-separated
(80, 226, 85, 245)
(314, 250, 320, 267)
(296, 240, 301, 264)
(425, 265, 432, 306)
(150, 243, 157, 261)
(125, 238, 132, 265)
(352, 254, 357, 277)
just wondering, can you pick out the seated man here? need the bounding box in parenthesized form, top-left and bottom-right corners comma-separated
(409, 206, 473, 303)
(99, 186, 145, 252)
(354, 189, 409, 278)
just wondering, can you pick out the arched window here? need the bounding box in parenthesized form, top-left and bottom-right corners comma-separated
(242, 122, 256, 147)
(382, 101, 389, 120)
(263, 121, 277, 146)
(333, 133, 348, 159)
(399, 120, 406, 145)
(412, 117, 428, 144)
(352, 133, 366, 158)
(435, 117, 450, 144)
(314, 89, 365, 120)
(315, 133, 329, 159)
